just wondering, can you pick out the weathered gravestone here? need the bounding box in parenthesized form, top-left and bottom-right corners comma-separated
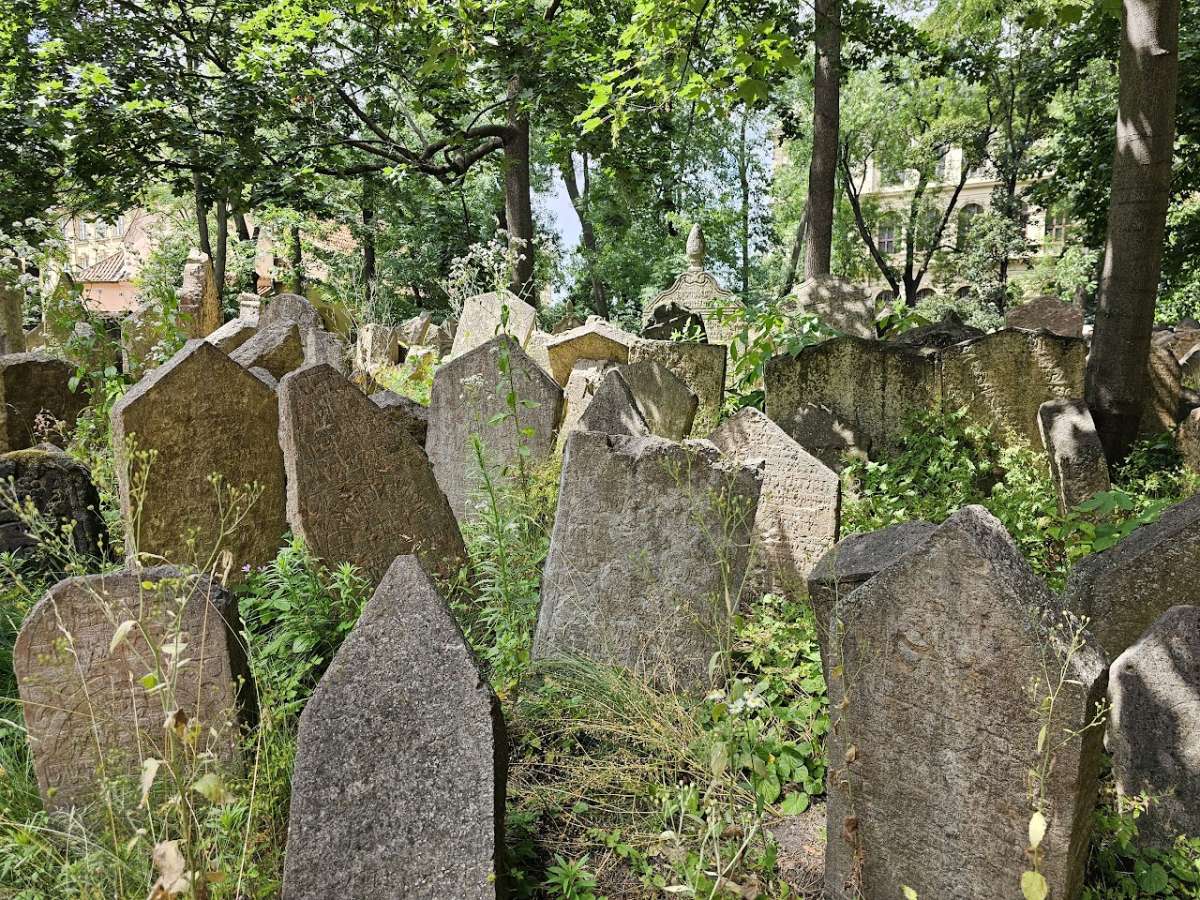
(0, 352, 88, 453)
(524, 329, 553, 375)
(278, 364, 465, 583)
(544, 316, 636, 386)
(0, 446, 107, 559)
(370, 389, 429, 447)
(710, 407, 840, 594)
(0, 285, 25, 354)
(772, 403, 865, 472)
(576, 368, 649, 437)
(628, 339, 725, 436)
(641, 225, 740, 350)
(397, 310, 433, 346)
(111, 340, 287, 578)
(616, 360, 697, 441)
(450, 290, 537, 360)
(1066, 491, 1200, 661)
(237, 292, 261, 323)
(426, 335, 562, 523)
(1038, 399, 1111, 514)
(1108, 605, 1200, 850)
(259, 293, 348, 373)
(556, 358, 617, 450)
(230, 322, 304, 380)
(789, 275, 875, 338)
(1180, 407, 1200, 473)
(178, 250, 222, 338)
(1141, 342, 1182, 436)
(1005, 296, 1085, 337)
(14, 567, 251, 813)
(1181, 344, 1200, 391)
(891, 309, 983, 352)
(354, 323, 403, 371)
(824, 506, 1107, 900)
(938, 328, 1086, 448)
(205, 317, 257, 355)
(283, 556, 505, 899)
(533, 431, 761, 690)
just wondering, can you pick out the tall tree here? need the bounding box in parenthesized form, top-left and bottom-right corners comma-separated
(1085, 0, 1181, 460)
(804, 0, 840, 278)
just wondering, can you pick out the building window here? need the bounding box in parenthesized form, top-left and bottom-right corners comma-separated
(956, 203, 983, 250)
(877, 223, 897, 254)
(1045, 208, 1068, 244)
(916, 288, 937, 302)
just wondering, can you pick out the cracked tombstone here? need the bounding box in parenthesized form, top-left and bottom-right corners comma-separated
(111, 340, 287, 579)
(824, 506, 1106, 900)
(278, 364, 465, 583)
(0, 352, 88, 452)
(1037, 399, 1111, 514)
(1107, 605, 1200, 850)
(283, 555, 506, 899)
(1066, 491, 1200, 660)
(710, 407, 840, 595)
(426, 335, 562, 524)
(449, 290, 537, 360)
(627, 339, 725, 436)
(0, 445, 108, 559)
(13, 567, 252, 813)
(533, 432, 761, 690)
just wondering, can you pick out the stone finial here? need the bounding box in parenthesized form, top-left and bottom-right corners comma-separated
(686, 223, 706, 271)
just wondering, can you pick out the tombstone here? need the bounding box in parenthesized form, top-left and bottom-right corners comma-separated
(370, 389, 429, 447)
(205, 317, 257, 355)
(545, 316, 636, 386)
(0, 352, 87, 453)
(426, 335, 562, 523)
(237, 292, 261, 324)
(765, 337, 936, 458)
(556, 358, 617, 450)
(772, 403, 865, 472)
(824, 506, 1106, 900)
(278, 365, 465, 583)
(436, 319, 456, 357)
(111, 340, 287, 578)
(891, 309, 983, 352)
(1180, 344, 1200, 391)
(1141, 343, 1182, 436)
(14, 567, 251, 813)
(789, 275, 875, 339)
(231, 322, 304, 380)
(260, 292, 349, 374)
(1037, 399, 1111, 514)
(354, 323, 403, 371)
(0, 285, 25, 354)
(178, 250, 222, 338)
(1066, 491, 1200, 660)
(710, 408, 840, 594)
(576, 368, 649, 437)
(283, 555, 505, 899)
(524, 328, 553, 376)
(628, 339, 725, 436)
(616, 360, 697, 441)
(450, 290, 537, 360)
(641, 225, 740, 349)
(1179, 407, 1200, 473)
(396, 310, 433, 346)
(1163, 327, 1200, 363)
(0, 445, 107, 559)
(1005, 296, 1084, 337)
(533, 431, 761, 689)
(1107, 605, 1200, 849)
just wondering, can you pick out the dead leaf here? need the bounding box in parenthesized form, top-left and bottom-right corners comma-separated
(147, 840, 190, 900)
(139, 758, 161, 808)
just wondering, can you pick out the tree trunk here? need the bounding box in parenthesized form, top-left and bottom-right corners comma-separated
(779, 204, 808, 297)
(193, 173, 212, 262)
(1085, 0, 1180, 462)
(213, 197, 228, 309)
(361, 179, 377, 314)
(804, 0, 840, 278)
(234, 212, 251, 242)
(560, 151, 609, 317)
(290, 223, 304, 294)
(503, 77, 536, 302)
(738, 111, 751, 296)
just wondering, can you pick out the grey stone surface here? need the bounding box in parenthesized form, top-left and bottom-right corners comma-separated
(259, 293, 348, 374)
(354, 323, 403, 371)
(237, 292, 261, 324)
(545, 316, 636, 386)
(1180, 344, 1200, 391)
(450, 290, 537, 360)
(772, 403, 866, 472)
(1038, 399, 1111, 514)
(0, 352, 87, 452)
(0, 285, 25, 354)
(891, 309, 983, 351)
(178, 251, 222, 337)
(0, 446, 107, 559)
(397, 311, 433, 346)
(1141, 343, 1183, 436)
(206, 317, 257, 355)
(427, 335, 562, 523)
(111, 340, 287, 579)
(616, 360, 697, 441)
(231, 322, 304, 380)
(283, 555, 505, 899)
(1067, 491, 1200, 660)
(628, 339, 726, 436)
(789, 275, 875, 339)
(279, 365, 465, 583)
(1181, 408, 1200, 473)
(824, 506, 1106, 900)
(525, 328, 552, 376)
(556, 358, 617, 450)
(533, 431, 762, 690)
(710, 407, 839, 594)
(1108, 605, 1200, 849)
(576, 368, 649, 437)
(1005, 296, 1085, 337)
(370, 389, 429, 447)
(14, 567, 250, 813)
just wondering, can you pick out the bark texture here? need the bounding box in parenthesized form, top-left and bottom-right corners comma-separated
(804, 0, 841, 279)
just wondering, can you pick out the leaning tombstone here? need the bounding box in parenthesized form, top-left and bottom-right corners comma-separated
(576, 368, 649, 437)
(178, 250, 222, 338)
(616, 360, 697, 441)
(370, 389, 429, 446)
(1181, 344, 1200, 391)
(1108, 605, 1200, 850)
(556, 358, 617, 450)
(824, 506, 1106, 900)
(205, 317, 257, 355)
(1038, 399, 1111, 514)
(628, 338, 725, 436)
(13, 567, 251, 813)
(544, 316, 636, 386)
(1066, 491, 1200, 660)
(111, 340, 287, 578)
(354, 323, 403, 371)
(0, 352, 88, 453)
(788, 275, 875, 338)
(1141, 342, 1182, 436)
(772, 403, 865, 472)
(283, 555, 506, 899)
(0, 284, 25, 354)
(231, 322, 304, 380)
(0, 445, 108, 559)
(533, 432, 761, 690)
(426, 335, 562, 523)
(710, 407, 839, 594)
(1180, 407, 1200, 473)
(1005, 296, 1085, 337)
(278, 364, 465, 582)
(450, 290, 537, 360)
(259, 292, 348, 374)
